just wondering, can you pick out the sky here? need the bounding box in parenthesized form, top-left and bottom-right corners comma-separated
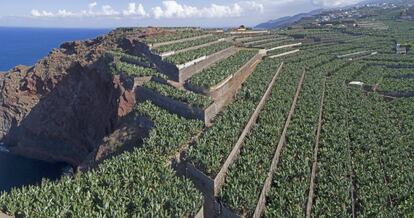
(0, 0, 364, 28)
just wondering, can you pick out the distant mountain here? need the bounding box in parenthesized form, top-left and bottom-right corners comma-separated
(358, 0, 414, 5)
(255, 0, 414, 29)
(255, 9, 323, 29)
(408, 5, 414, 15)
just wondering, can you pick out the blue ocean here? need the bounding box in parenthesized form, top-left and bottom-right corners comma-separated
(0, 27, 110, 71)
(0, 27, 111, 192)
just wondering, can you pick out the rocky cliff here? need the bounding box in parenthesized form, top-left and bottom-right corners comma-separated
(0, 28, 155, 167)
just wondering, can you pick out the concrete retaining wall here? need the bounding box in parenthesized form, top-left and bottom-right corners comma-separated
(229, 31, 269, 35)
(269, 49, 300, 59)
(266, 42, 302, 52)
(148, 46, 239, 83)
(0, 212, 13, 218)
(136, 86, 205, 120)
(161, 39, 228, 58)
(178, 47, 239, 83)
(126, 41, 179, 82)
(185, 52, 264, 101)
(244, 37, 281, 46)
(194, 206, 205, 218)
(135, 85, 229, 126)
(186, 163, 215, 196)
(130, 40, 240, 84)
(133, 76, 153, 88)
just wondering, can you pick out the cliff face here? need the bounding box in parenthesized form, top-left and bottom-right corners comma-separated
(0, 29, 146, 166)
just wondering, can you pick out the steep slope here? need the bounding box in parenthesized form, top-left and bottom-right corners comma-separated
(0, 29, 151, 166)
(405, 5, 414, 16)
(255, 9, 322, 29)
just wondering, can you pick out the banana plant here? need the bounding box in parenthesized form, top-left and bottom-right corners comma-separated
(220, 62, 302, 216)
(145, 30, 207, 44)
(164, 41, 232, 65)
(187, 59, 283, 178)
(143, 81, 212, 108)
(153, 35, 221, 54)
(189, 49, 258, 89)
(113, 61, 168, 80)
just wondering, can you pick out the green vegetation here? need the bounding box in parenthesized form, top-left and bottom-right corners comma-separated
(0, 102, 203, 217)
(109, 50, 151, 67)
(379, 78, 414, 92)
(311, 64, 362, 217)
(2, 151, 201, 217)
(220, 63, 302, 216)
(137, 102, 203, 157)
(146, 30, 207, 44)
(236, 34, 275, 43)
(164, 41, 232, 65)
(153, 35, 222, 54)
(267, 48, 300, 56)
(352, 65, 384, 85)
(252, 38, 295, 49)
(189, 49, 257, 89)
(187, 59, 282, 177)
(143, 81, 212, 108)
(246, 37, 290, 48)
(112, 61, 168, 79)
(265, 61, 345, 217)
(2, 4, 414, 218)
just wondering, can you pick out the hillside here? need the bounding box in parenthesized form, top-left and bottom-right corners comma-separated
(255, 9, 322, 29)
(1, 5, 414, 218)
(406, 4, 414, 15)
(360, 0, 414, 4)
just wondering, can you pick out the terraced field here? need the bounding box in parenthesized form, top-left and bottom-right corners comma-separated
(1, 5, 414, 218)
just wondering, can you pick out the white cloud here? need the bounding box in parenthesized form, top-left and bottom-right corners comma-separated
(311, 0, 362, 7)
(243, 1, 264, 13)
(30, 1, 263, 19)
(56, 10, 74, 17)
(152, 6, 164, 19)
(152, 1, 199, 19)
(123, 3, 149, 17)
(31, 2, 121, 18)
(203, 3, 243, 18)
(151, 1, 263, 19)
(88, 2, 97, 10)
(101, 5, 120, 16)
(31, 9, 54, 17)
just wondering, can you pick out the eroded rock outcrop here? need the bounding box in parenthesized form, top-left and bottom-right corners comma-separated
(0, 29, 152, 166)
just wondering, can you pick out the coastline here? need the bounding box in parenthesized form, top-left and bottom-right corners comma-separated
(0, 27, 111, 71)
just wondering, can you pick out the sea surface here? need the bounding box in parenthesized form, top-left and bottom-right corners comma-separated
(0, 27, 111, 192)
(0, 27, 110, 71)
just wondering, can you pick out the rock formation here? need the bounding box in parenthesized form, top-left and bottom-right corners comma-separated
(0, 28, 154, 167)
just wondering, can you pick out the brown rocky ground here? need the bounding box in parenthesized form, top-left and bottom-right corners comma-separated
(0, 28, 161, 168)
